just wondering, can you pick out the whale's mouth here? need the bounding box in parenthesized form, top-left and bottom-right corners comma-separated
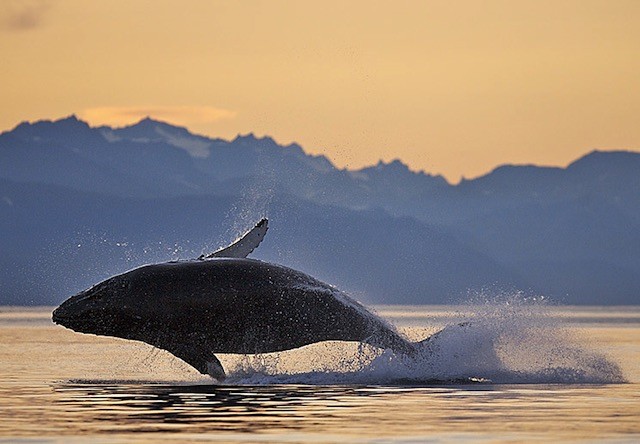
(52, 305, 93, 331)
(52, 310, 101, 334)
(52, 286, 104, 328)
(52, 307, 66, 325)
(52, 307, 79, 328)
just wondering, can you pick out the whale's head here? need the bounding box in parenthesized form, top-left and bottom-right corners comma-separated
(52, 274, 144, 338)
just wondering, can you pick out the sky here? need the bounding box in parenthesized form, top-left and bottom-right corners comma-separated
(0, 0, 638, 182)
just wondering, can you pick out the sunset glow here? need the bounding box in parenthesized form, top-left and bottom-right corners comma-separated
(1, 0, 638, 181)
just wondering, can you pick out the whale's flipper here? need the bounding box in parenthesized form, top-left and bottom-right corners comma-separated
(200, 218, 268, 260)
(205, 357, 226, 381)
(166, 343, 227, 381)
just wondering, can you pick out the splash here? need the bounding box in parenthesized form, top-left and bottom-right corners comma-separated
(223, 157, 276, 243)
(222, 293, 625, 385)
(416, 293, 625, 384)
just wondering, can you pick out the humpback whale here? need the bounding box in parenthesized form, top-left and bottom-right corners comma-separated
(52, 219, 418, 380)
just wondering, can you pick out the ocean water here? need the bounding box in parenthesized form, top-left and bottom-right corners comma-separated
(0, 303, 638, 442)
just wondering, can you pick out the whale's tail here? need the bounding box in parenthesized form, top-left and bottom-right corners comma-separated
(415, 322, 470, 347)
(370, 322, 478, 358)
(410, 321, 505, 374)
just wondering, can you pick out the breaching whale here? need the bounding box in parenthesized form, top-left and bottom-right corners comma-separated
(52, 219, 419, 380)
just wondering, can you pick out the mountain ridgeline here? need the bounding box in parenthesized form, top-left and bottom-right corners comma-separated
(1, 116, 639, 305)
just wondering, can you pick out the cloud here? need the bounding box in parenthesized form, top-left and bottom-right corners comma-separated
(79, 106, 238, 128)
(1, 0, 50, 31)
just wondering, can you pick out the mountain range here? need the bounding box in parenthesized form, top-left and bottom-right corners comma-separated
(1, 116, 639, 305)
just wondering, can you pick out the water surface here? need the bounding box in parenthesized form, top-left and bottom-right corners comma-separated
(1, 305, 638, 442)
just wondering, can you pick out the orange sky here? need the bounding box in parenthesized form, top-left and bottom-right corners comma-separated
(1, 0, 638, 181)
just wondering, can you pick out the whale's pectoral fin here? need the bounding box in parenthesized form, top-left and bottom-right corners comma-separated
(199, 218, 268, 260)
(205, 356, 226, 381)
(166, 344, 226, 381)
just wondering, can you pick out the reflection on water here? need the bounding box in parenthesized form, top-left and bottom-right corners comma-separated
(40, 381, 640, 440)
(53, 383, 381, 435)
